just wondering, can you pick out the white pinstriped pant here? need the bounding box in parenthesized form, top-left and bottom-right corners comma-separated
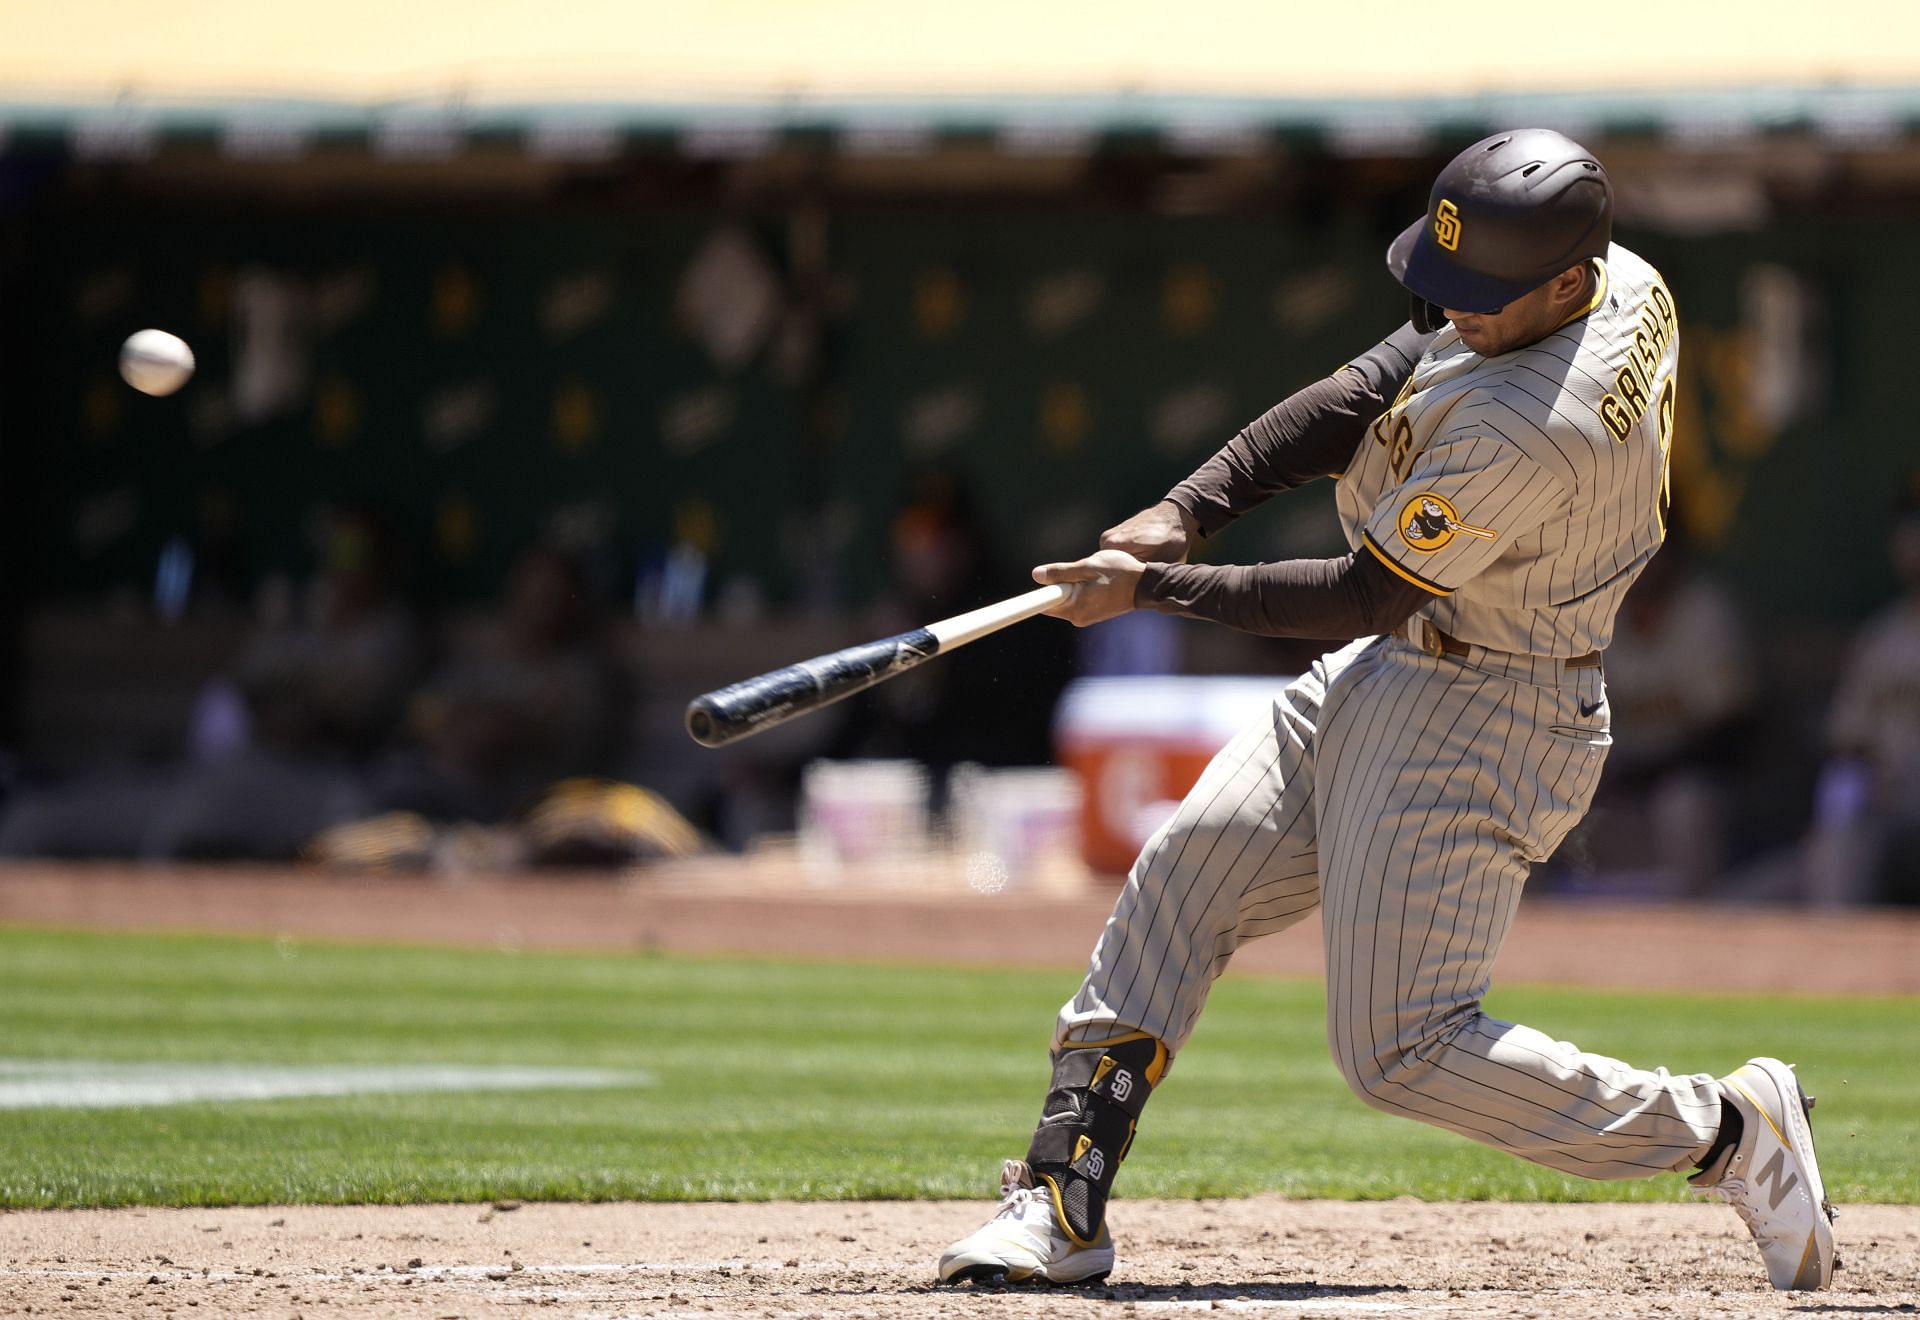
(1058, 634, 1721, 1180)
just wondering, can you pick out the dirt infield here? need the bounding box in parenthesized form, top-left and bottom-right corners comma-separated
(2, 1198, 1915, 1318)
(3, 862, 1917, 1317)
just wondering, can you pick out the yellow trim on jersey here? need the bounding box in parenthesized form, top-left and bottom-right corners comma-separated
(1553, 258, 1609, 331)
(1362, 532, 1451, 596)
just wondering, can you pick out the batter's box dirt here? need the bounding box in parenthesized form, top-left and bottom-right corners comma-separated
(1, 1198, 1914, 1319)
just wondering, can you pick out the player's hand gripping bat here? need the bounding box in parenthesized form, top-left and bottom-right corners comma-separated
(685, 585, 1069, 748)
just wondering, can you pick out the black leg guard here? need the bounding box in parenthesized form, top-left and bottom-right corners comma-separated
(1024, 1032, 1169, 1246)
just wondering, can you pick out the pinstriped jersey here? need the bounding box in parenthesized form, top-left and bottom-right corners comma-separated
(1334, 242, 1679, 658)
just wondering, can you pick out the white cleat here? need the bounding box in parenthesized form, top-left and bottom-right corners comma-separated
(936, 1159, 1115, 1286)
(1691, 1057, 1839, 1291)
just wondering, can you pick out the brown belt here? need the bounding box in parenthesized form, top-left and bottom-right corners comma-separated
(1392, 618, 1602, 670)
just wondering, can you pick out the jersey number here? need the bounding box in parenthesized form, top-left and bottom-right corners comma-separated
(1655, 378, 1676, 536)
(1374, 411, 1417, 479)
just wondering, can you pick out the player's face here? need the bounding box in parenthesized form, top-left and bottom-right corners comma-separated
(1442, 265, 1593, 357)
(1441, 282, 1561, 357)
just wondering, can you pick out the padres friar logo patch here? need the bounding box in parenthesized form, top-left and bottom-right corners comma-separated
(1398, 493, 1496, 552)
(1433, 199, 1462, 252)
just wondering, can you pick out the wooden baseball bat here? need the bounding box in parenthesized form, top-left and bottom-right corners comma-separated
(685, 584, 1070, 748)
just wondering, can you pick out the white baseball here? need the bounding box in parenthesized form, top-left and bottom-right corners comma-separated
(119, 329, 196, 397)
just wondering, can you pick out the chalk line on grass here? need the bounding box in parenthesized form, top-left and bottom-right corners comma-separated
(0, 1059, 654, 1108)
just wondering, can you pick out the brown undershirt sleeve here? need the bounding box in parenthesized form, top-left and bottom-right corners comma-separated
(1134, 547, 1435, 640)
(1165, 321, 1432, 538)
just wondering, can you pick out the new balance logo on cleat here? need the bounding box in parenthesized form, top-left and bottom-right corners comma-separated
(1754, 1148, 1801, 1212)
(1690, 1058, 1837, 1291)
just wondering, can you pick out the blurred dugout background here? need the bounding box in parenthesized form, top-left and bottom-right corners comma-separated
(2, 1, 1919, 903)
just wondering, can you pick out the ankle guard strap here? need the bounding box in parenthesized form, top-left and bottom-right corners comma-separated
(1025, 1032, 1168, 1246)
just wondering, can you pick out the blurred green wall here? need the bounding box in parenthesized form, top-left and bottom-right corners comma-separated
(14, 201, 1906, 625)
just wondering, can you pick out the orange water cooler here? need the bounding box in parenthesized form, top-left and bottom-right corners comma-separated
(1052, 676, 1285, 876)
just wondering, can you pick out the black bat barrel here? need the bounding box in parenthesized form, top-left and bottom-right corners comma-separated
(685, 627, 940, 748)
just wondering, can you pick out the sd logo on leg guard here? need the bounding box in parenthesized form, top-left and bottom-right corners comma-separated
(1026, 1034, 1169, 1246)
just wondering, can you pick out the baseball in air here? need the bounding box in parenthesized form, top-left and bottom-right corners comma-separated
(119, 329, 196, 397)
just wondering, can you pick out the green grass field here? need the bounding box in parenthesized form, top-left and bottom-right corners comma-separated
(0, 925, 1914, 1209)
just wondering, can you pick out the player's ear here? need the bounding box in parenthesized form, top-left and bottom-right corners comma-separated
(1550, 264, 1589, 308)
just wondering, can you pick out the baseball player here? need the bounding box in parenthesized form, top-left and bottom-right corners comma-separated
(1808, 492, 1920, 904)
(937, 131, 1837, 1292)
